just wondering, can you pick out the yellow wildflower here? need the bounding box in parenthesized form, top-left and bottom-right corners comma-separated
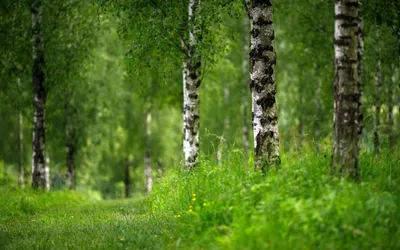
(192, 197, 196, 201)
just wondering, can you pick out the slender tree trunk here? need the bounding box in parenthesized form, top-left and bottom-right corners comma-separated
(145, 111, 152, 194)
(44, 156, 50, 190)
(249, 0, 280, 171)
(183, 0, 201, 171)
(332, 0, 360, 180)
(357, 15, 364, 145)
(217, 84, 230, 166)
(398, 38, 400, 135)
(66, 122, 76, 190)
(18, 111, 24, 187)
(298, 87, 305, 148)
(388, 64, 395, 149)
(124, 160, 131, 198)
(374, 52, 381, 153)
(31, 0, 47, 190)
(242, 16, 250, 165)
(314, 78, 322, 153)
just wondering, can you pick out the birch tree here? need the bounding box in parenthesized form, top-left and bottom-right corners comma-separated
(332, 0, 361, 180)
(145, 110, 152, 194)
(31, 0, 47, 189)
(247, 0, 280, 171)
(374, 52, 381, 153)
(183, 0, 202, 170)
(357, 15, 364, 145)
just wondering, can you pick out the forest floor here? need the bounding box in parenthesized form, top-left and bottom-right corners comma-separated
(1, 151, 400, 249)
(0, 193, 170, 249)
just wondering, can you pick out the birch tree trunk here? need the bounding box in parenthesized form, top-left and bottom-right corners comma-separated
(357, 15, 364, 144)
(332, 0, 360, 180)
(145, 111, 152, 194)
(124, 160, 131, 198)
(217, 84, 230, 166)
(183, 0, 201, 171)
(45, 156, 50, 190)
(18, 111, 24, 187)
(31, 0, 47, 190)
(242, 16, 250, 164)
(249, 0, 280, 171)
(66, 121, 76, 190)
(374, 56, 381, 153)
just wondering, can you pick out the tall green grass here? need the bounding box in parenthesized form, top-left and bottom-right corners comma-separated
(147, 150, 400, 249)
(0, 150, 399, 249)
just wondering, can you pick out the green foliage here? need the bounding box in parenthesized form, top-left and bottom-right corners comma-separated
(1, 151, 399, 249)
(147, 150, 400, 249)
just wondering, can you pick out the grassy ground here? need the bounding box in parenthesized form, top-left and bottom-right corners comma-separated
(1, 151, 399, 249)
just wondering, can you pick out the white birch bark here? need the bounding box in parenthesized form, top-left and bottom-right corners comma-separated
(183, 0, 201, 171)
(31, 0, 47, 189)
(332, 0, 360, 180)
(249, 0, 280, 171)
(145, 111, 152, 194)
(45, 156, 50, 191)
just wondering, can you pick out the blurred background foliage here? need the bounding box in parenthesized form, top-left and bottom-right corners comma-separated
(0, 0, 399, 198)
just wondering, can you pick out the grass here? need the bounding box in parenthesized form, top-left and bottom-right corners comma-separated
(1, 150, 399, 249)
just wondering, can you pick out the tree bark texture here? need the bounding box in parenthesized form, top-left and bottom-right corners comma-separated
(249, 0, 280, 171)
(374, 55, 381, 153)
(145, 111, 152, 194)
(183, 0, 201, 171)
(31, 0, 47, 190)
(332, 0, 360, 180)
(357, 15, 364, 145)
(242, 16, 250, 164)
